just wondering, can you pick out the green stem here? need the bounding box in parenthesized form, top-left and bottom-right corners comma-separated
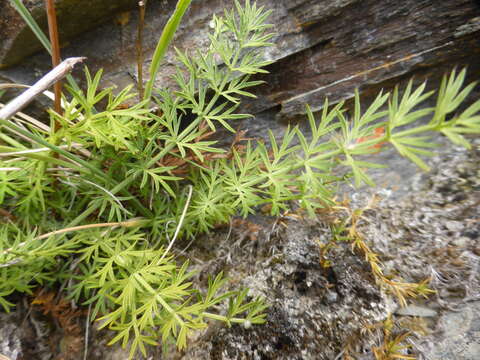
(202, 312, 245, 324)
(134, 273, 186, 326)
(348, 135, 389, 150)
(156, 293, 185, 326)
(108, 140, 180, 197)
(304, 148, 343, 165)
(391, 124, 435, 138)
(66, 205, 98, 227)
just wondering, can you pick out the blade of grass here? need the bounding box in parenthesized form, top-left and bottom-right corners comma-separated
(10, 0, 50, 51)
(143, 0, 192, 101)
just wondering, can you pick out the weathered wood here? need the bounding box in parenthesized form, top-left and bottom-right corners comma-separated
(0, 57, 85, 120)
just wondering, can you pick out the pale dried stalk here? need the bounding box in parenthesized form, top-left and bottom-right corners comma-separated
(159, 185, 193, 260)
(0, 144, 86, 157)
(0, 57, 85, 121)
(36, 218, 146, 241)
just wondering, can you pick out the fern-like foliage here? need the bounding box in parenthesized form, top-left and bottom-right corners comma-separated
(0, 0, 479, 358)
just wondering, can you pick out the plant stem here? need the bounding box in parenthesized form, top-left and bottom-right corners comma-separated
(304, 148, 343, 166)
(44, 0, 62, 123)
(160, 185, 193, 260)
(202, 312, 245, 323)
(66, 206, 98, 228)
(136, 0, 147, 101)
(392, 124, 434, 138)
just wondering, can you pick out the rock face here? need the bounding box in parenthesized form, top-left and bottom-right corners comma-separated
(252, 0, 480, 119)
(0, 0, 138, 68)
(356, 138, 480, 360)
(170, 219, 391, 360)
(1, 0, 479, 120)
(0, 313, 22, 360)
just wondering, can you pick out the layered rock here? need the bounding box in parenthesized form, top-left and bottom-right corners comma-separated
(1, 0, 479, 120)
(0, 0, 138, 68)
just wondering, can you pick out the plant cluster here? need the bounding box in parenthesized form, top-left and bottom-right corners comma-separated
(0, 0, 480, 358)
(320, 197, 435, 307)
(352, 315, 425, 360)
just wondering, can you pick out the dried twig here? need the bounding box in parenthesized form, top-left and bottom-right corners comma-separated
(0, 57, 85, 121)
(36, 218, 146, 241)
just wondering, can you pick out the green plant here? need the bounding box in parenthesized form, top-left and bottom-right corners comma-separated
(322, 198, 435, 307)
(1, 0, 480, 359)
(1, 1, 272, 358)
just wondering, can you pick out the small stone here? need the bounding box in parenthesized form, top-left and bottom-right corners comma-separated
(324, 290, 338, 304)
(445, 221, 464, 232)
(395, 305, 438, 317)
(451, 237, 470, 248)
(0, 318, 22, 360)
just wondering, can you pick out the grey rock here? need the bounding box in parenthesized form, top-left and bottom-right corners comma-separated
(172, 219, 391, 360)
(356, 138, 480, 359)
(1, 0, 479, 122)
(0, 0, 138, 68)
(395, 305, 438, 317)
(0, 316, 22, 360)
(445, 220, 465, 232)
(416, 301, 480, 360)
(452, 236, 471, 248)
